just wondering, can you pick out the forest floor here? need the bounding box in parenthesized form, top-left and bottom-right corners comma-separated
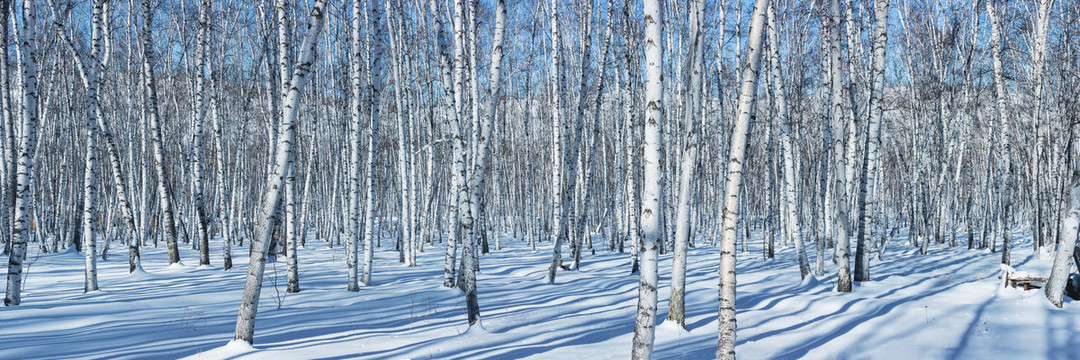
(0, 230, 1076, 359)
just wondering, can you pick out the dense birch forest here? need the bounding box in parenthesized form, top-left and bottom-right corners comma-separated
(2, 0, 1080, 358)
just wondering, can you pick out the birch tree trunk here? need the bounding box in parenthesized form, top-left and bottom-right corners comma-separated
(668, 0, 704, 328)
(986, 0, 1012, 265)
(427, 0, 462, 288)
(546, 0, 566, 283)
(0, 0, 12, 257)
(1047, 165, 1079, 307)
(3, 0, 37, 306)
(769, 1, 810, 279)
(52, 0, 142, 279)
(621, 0, 640, 274)
(385, 0, 414, 268)
(631, 0, 663, 357)
(285, 161, 300, 292)
(347, 0, 363, 292)
(233, 0, 326, 344)
(716, 0, 768, 358)
(464, 0, 505, 272)
(362, 0, 385, 287)
(575, 3, 614, 271)
(1028, 0, 1054, 261)
(828, 0, 853, 293)
(854, 0, 889, 282)
(140, 0, 180, 265)
(211, 70, 231, 270)
(450, 0, 479, 326)
(70, 0, 109, 293)
(193, 0, 211, 266)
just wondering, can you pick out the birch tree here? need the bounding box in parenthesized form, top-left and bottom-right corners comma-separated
(716, 0, 769, 358)
(0, 0, 13, 258)
(233, 0, 327, 344)
(385, 0, 415, 268)
(769, 0, 810, 279)
(631, 0, 663, 357)
(361, 0, 385, 287)
(469, 0, 505, 271)
(47, 0, 111, 292)
(428, 0, 461, 289)
(828, 0, 853, 293)
(347, 0, 363, 292)
(620, 0, 640, 275)
(3, 0, 38, 306)
(854, 0, 890, 282)
(1047, 165, 1079, 307)
(668, 0, 704, 328)
(1026, 0, 1054, 264)
(986, 0, 1012, 265)
(193, 0, 210, 266)
(140, 0, 180, 266)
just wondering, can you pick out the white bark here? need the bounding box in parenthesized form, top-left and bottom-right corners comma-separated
(211, 67, 231, 271)
(716, 0, 769, 358)
(668, 0, 704, 327)
(193, 0, 210, 266)
(479, 0, 507, 258)
(347, 0, 363, 292)
(3, 0, 37, 306)
(385, 0, 413, 267)
(427, 0, 459, 288)
(0, 0, 12, 258)
(854, 0, 889, 282)
(986, 0, 1012, 265)
(233, 0, 326, 344)
(546, 0, 567, 283)
(450, 0, 479, 326)
(1047, 165, 1079, 307)
(139, 0, 180, 265)
(621, 0, 639, 274)
(769, 1, 810, 279)
(829, 0, 853, 293)
(631, 0, 663, 357)
(361, 0, 385, 287)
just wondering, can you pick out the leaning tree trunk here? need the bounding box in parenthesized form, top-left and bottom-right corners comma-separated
(69, 0, 110, 293)
(548, 0, 591, 283)
(428, 0, 460, 288)
(54, 0, 142, 279)
(140, 0, 180, 266)
(716, 0, 768, 358)
(668, 0, 704, 328)
(467, 0, 505, 270)
(1047, 165, 1080, 307)
(233, 0, 326, 344)
(768, 1, 810, 279)
(361, 0, 385, 287)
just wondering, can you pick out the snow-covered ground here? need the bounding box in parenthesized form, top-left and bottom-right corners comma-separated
(0, 231, 1076, 359)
